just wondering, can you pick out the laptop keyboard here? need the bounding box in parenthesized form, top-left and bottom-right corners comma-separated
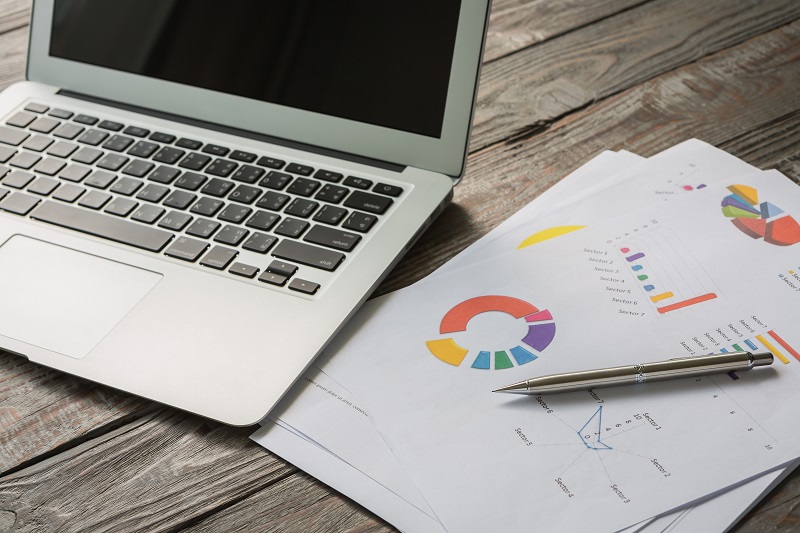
(0, 103, 404, 295)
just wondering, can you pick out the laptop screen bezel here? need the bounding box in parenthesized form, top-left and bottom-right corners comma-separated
(27, 0, 489, 178)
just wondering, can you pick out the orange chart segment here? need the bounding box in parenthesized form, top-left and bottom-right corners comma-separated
(439, 296, 538, 333)
(426, 338, 469, 366)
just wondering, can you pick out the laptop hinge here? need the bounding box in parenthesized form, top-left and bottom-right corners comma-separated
(58, 89, 407, 173)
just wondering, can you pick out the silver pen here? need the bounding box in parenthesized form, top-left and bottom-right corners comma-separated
(493, 351, 774, 395)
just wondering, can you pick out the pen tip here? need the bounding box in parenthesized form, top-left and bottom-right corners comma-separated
(493, 382, 528, 394)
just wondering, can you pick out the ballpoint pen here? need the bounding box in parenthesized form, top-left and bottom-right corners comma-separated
(493, 351, 774, 395)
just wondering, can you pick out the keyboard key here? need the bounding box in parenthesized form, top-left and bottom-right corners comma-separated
(123, 126, 150, 137)
(59, 164, 92, 183)
(259, 170, 292, 190)
(228, 184, 261, 205)
(272, 239, 345, 271)
(71, 147, 103, 165)
(343, 176, 373, 189)
(288, 278, 320, 295)
(178, 152, 211, 170)
(97, 120, 124, 131)
(343, 190, 392, 214)
(176, 138, 202, 150)
(217, 204, 252, 223)
(52, 123, 84, 140)
(122, 159, 155, 178)
(22, 135, 53, 152)
(258, 271, 288, 286)
(48, 108, 73, 119)
(163, 190, 197, 210)
(0, 125, 29, 146)
(201, 144, 230, 157)
(313, 169, 343, 183)
(342, 211, 378, 233)
(2, 170, 34, 189)
(313, 205, 348, 225)
(287, 177, 320, 197)
(174, 171, 207, 191)
(284, 198, 319, 218)
(230, 150, 257, 163)
(104, 197, 138, 217)
(131, 204, 165, 224)
(190, 196, 224, 216)
(231, 164, 264, 183)
(158, 210, 193, 231)
(77, 129, 109, 146)
(73, 114, 99, 125)
(33, 200, 174, 252)
(198, 177, 233, 198)
(213, 225, 249, 246)
(103, 134, 135, 152)
(153, 146, 186, 165)
(274, 217, 309, 238)
(304, 225, 361, 252)
(373, 183, 403, 197)
(228, 262, 259, 278)
(245, 210, 280, 231)
(0, 191, 40, 215)
(206, 158, 237, 177)
(52, 184, 85, 203)
(315, 184, 349, 203)
(149, 132, 176, 143)
(186, 218, 220, 238)
(24, 103, 48, 114)
(165, 236, 208, 262)
(85, 170, 117, 189)
(285, 162, 314, 176)
(128, 140, 159, 158)
(27, 177, 59, 196)
(78, 190, 112, 209)
(96, 153, 129, 171)
(256, 156, 285, 169)
(9, 152, 41, 169)
(242, 232, 277, 254)
(32, 157, 66, 176)
(0, 146, 14, 163)
(136, 183, 170, 203)
(0, 165, 9, 179)
(148, 165, 181, 184)
(200, 245, 238, 270)
(46, 140, 79, 158)
(0, 187, 7, 201)
(266, 260, 297, 278)
(256, 191, 290, 211)
(110, 177, 143, 196)
(6, 111, 35, 128)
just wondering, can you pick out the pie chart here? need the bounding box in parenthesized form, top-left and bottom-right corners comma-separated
(722, 184, 800, 246)
(425, 295, 556, 370)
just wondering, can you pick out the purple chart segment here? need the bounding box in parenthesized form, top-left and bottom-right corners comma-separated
(522, 323, 556, 352)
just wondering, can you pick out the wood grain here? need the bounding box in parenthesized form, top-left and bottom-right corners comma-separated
(0, 0, 30, 35)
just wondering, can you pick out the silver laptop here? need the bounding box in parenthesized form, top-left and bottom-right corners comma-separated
(0, 0, 489, 425)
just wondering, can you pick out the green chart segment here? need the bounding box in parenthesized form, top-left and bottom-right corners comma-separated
(425, 295, 556, 370)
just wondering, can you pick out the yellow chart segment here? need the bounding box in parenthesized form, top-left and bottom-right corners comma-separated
(426, 338, 469, 366)
(727, 184, 758, 205)
(518, 226, 586, 249)
(756, 334, 790, 364)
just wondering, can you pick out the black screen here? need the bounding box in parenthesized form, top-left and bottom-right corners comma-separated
(50, 0, 461, 138)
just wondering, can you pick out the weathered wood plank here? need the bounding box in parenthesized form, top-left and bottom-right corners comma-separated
(0, 410, 295, 532)
(484, 0, 648, 62)
(734, 467, 800, 531)
(471, 0, 800, 152)
(379, 20, 800, 295)
(0, 28, 26, 92)
(0, 0, 30, 35)
(186, 472, 392, 533)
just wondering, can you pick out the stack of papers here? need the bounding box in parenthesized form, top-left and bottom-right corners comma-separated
(251, 140, 800, 532)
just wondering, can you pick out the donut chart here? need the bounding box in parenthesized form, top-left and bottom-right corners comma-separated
(722, 184, 800, 246)
(426, 295, 556, 370)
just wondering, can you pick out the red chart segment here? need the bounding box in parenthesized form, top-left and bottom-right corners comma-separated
(722, 184, 800, 246)
(426, 295, 556, 370)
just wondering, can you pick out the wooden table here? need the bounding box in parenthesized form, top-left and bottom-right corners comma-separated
(2, 1, 799, 531)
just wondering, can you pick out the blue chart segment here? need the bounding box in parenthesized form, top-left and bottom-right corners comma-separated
(578, 406, 612, 450)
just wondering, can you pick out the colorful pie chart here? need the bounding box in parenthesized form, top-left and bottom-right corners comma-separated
(426, 295, 556, 370)
(722, 184, 800, 246)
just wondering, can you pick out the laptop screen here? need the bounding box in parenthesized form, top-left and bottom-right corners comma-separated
(49, 0, 461, 139)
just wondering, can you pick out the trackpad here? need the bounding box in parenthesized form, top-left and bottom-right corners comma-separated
(0, 235, 162, 359)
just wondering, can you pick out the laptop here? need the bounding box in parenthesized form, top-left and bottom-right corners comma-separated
(0, 0, 490, 425)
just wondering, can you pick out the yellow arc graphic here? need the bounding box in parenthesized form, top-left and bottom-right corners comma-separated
(518, 226, 586, 249)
